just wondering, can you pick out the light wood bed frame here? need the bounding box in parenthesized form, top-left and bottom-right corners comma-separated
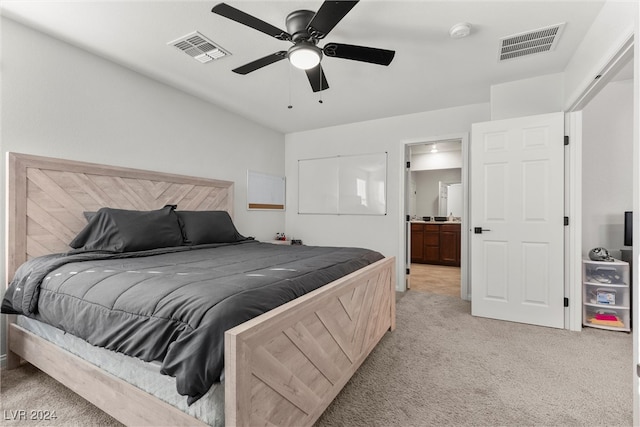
(5, 152, 396, 426)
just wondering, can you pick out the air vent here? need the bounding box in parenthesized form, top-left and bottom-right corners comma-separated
(168, 31, 230, 64)
(498, 23, 565, 61)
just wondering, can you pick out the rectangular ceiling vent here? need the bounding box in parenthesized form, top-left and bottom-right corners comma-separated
(168, 31, 230, 64)
(498, 23, 565, 62)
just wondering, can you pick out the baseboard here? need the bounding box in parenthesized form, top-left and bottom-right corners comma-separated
(1, 352, 6, 369)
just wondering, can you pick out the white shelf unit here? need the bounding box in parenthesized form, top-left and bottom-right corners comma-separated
(582, 258, 630, 332)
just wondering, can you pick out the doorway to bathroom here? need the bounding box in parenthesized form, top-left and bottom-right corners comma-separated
(405, 135, 468, 299)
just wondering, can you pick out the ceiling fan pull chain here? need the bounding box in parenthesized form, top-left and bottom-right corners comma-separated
(318, 67, 324, 104)
(288, 63, 293, 109)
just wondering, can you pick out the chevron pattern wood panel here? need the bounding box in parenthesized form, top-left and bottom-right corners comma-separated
(226, 257, 396, 427)
(7, 153, 233, 281)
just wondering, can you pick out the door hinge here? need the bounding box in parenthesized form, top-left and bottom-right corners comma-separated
(564, 297, 569, 307)
(406, 161, 411, 168)
(564, 216, 569, 226)
(406, 215, 411, 221)
(406, 268, 410, 275)
(564, 136, 569, 146)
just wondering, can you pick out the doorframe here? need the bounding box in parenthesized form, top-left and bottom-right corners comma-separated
(564, 32, 637, 423)
(564, 111, 583, 332)
(565, 35, 634, 332)
(398, 132, 470, 299)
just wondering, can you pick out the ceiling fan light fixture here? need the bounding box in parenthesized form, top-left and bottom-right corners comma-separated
(288, 43, 322, 70)
(212, 2, 395, 92)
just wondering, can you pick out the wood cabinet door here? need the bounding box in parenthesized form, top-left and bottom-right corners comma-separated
(410, 224, 424, 262)
(439, 230, 459, 265)
(424, 226, 440, 263)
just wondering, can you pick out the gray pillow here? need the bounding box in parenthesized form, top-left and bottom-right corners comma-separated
(70, 206, 184, 252)
(176, 210, 247, 245)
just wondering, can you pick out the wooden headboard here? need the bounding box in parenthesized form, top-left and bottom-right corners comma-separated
(6, 152, 234, 282)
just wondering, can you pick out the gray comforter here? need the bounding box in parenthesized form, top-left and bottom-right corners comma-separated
(1, 240, 383, 404)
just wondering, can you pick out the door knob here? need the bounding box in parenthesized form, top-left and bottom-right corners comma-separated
(474, 227, 491, 234)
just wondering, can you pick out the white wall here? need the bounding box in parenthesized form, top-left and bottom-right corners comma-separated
(0, 17, 285, 240)
(491, 73, 564, 120)
(411, 150, 462, 171)
(285, 103, 490, 288)
(582, 79, 634, 259)
(1, 18, 286, 356)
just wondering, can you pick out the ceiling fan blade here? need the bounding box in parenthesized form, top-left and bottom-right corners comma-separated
(307, 1, 359, 39)
(305, 65, 329, 92)
(232, 52, 287, 75)
(323, 43, 395, 66)
(212, 3, 291, 41)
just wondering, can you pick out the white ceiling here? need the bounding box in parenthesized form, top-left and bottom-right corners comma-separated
(1, 0, 607, 134)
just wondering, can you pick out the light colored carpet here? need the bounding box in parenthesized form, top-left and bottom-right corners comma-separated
(316, 291, 633, 426)
(0, 362, 121, 426)
(1, 291, 633, 426)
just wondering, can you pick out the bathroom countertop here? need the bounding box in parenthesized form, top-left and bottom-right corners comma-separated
(410, 220, 461, 224)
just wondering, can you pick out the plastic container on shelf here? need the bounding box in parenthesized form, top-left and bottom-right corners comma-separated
(582, 258, 630, 332)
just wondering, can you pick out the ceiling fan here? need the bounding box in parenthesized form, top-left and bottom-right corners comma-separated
(211, 1, 395, 92)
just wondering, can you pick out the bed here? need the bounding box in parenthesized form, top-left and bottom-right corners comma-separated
(3, 152, 396, 426)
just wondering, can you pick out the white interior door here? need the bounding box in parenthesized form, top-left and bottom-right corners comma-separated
(471, 112, 565, 328)
(447, 183, 463, 217)
(438, 182, 448, 216)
